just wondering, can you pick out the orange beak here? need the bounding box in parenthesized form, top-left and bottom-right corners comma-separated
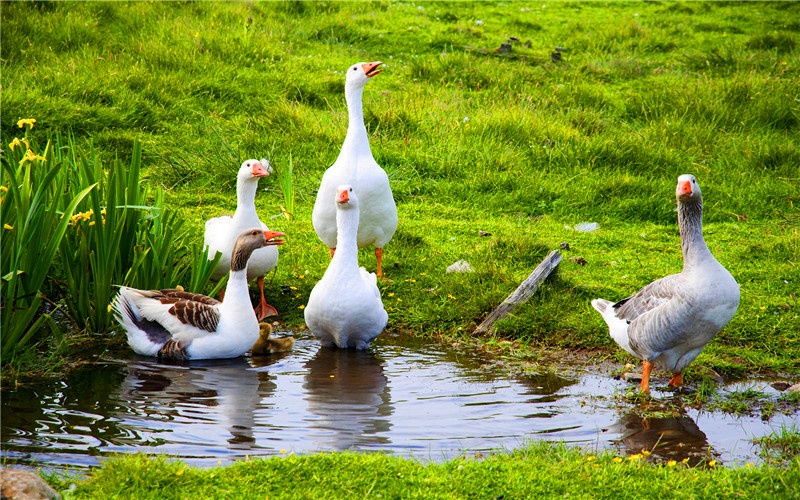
(677, 180, 692, 197)
(263, 230, 285, 245)
(336, 189, 350, 204)
(252, 161, 269, 178)
(361, 61, 383, 78)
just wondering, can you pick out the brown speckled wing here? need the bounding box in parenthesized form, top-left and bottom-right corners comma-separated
(158, 289, 221, 306)
(137, 289, 222, 333)
(158, 338, 189, 360)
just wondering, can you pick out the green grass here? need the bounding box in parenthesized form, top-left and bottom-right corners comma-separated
(2, 0, 800, 494)
(49, 443, 799, 500)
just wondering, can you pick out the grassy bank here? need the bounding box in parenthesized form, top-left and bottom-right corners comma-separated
(2, 0, 799, 494)
(49, 444, 799, 499)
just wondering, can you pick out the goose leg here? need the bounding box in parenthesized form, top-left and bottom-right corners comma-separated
(668, 372, 683, 388)
(254, 276, 278, 320)
(640, 360, 654, 394)
(375, 247, 384, 278)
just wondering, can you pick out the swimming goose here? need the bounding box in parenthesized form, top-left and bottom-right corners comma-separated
(312, 61, 397, 277)
(305, 185, 388, 349)
(204, 159, 280, 319)
(591, 174, 739, 393)
(114, 229, 285, 360)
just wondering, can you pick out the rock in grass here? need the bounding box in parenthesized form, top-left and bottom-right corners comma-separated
(0, 468, 61, 500)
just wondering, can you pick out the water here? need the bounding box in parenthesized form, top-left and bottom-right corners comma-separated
(1, 332, 795, 472)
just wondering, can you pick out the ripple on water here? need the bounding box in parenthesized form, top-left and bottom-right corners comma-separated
(1, 332, 796, 472)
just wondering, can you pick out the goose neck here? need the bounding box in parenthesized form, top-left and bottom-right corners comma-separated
(333, 207, 360, 267)
(341, 85, 371, 157)
(236, 179, 259, 210)
(678, 199, 712, 269)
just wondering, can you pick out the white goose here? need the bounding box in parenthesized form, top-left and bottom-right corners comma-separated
(312, 61, 397, 277)
(204, 159, 280, 319)
(113, 229, 285, 360)
(591, 174, 740, 393)
(305, 185, 388, 349)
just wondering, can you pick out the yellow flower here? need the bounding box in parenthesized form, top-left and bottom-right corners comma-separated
(9, 138, 23, 151)
(20, 149, 46, 165)
(708, 460, 717, 467)
(298, 305, 305, 309)
(175, 469, 184, 476)
(17, 118, 36, 129)
(280, 449, 287, 453)
(628, 454, 642, 462)
(746, 462, 754, 468)
(89, 221, 96, 226)
(667, 460, 677, 467)
(641, 450, 651, 456)
(586, 456, 595, 462)
(4, 224, 13, 230)
(612, 457, 623, 463)
(447, 294, 455, 299)
(681, 457, 690, 464)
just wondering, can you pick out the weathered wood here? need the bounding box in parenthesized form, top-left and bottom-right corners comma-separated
(474, 249, 562, 335)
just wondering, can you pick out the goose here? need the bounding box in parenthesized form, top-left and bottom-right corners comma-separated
(204, 159, 280, 319)
(113, 229, 285, 360)
(312, 61, 397, 277)
(305, 185, 388, 349)
(251, 322, 295, 355)
(591, 174, 739, 394)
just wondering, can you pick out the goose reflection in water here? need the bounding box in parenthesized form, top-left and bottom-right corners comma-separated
(303, 347, 393, 451)
(607, 411, 719, 466)
(120, 356, 279, 451)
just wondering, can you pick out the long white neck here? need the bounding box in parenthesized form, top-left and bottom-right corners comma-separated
(333, 204, 360, 269)
(336, 85, 372, 168)
(235, 178, 259, 220)
(678, 198, 713, 270)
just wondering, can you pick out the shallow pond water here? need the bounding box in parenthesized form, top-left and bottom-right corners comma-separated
(1, 332, 795, 472)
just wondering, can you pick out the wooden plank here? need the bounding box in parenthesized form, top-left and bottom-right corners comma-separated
(474, 249, 562, 335)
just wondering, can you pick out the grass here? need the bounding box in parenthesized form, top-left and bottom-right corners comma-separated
(2, 0, 799, 495)
(48, 444, 799, 500)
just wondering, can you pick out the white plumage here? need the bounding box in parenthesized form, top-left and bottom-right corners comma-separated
(204, 159, 280, 319)
(305, 185, 388, 349)
(312, 61, 397, 277)
(591, 174, 740, 393)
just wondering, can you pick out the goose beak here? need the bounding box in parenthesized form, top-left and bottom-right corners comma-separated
(252, 161, 269, 178)
(362, 61, 383, 78)
(336, 189, 350, 204)
(677, 180, 693, 197)
(263, 230, 285, 245)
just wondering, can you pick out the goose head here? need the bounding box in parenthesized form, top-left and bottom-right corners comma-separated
(345, 61, 383, 90)
(237, 159, 270, 184)
(336, 184, 359, 209)
(676, 174, 702, 204)
(231, 229, 285, 272)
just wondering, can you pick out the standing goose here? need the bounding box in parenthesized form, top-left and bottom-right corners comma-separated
(591, 174, 739, 394)
(204, 159, 281, 319)
(113, 229, 285, 360)
(305, 185, 388, 349)
(312, 61, 397, 277)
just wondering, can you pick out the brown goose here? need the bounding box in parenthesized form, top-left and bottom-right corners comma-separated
(113, 229, 285, 360)
(591, 174, 740, 393)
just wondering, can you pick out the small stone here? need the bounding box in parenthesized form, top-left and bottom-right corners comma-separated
(569, 256, 588, 266)
(497, 43, 512, 54)
(559, 242, 570, 251)
(447, 260, 473, 273)
(551, 52, 562, 62)
(479, 230, 491, 237)
(622, 372, 643, 383)
(771, 381, 791, 392)
(0, 468, 61, 500)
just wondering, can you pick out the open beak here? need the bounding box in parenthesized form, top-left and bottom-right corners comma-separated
(263, 230, 285, 245)
(361, 61, 383, 78)
(252, 161, 269, 178)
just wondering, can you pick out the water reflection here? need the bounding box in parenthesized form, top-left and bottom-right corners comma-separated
(303, 347, 393, 450)
(119, 357, 270, 450)
(607, 411, 718, 465)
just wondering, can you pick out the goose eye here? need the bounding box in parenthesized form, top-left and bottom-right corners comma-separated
(352, 67, 357, 71)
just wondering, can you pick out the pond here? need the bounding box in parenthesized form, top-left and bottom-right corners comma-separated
(1, 331, 795, 473)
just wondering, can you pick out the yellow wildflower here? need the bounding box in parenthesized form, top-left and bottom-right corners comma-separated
(9, 138, 23, 151)
(89, 221, 96, 226)
(641, 450, 651, 456)
(175, 469, 184, 476)
(1, 186, 7, 193)
(628, 454, 642, 462)
(586, 456, 595, 462)
(746, 462, 754, 468)
(4, 224, 13, 230)
(708, 460, 717, 468)
(280, 449, 287, 453)
(681, 457, 690, 464)
(20, 149, 46, 165)
(448, 294, 455, 299)
(667, 460, 677, 467)
(298, 305, 305, 309)
(17, 118, 36, 129)
(612, 457, 623, 463)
